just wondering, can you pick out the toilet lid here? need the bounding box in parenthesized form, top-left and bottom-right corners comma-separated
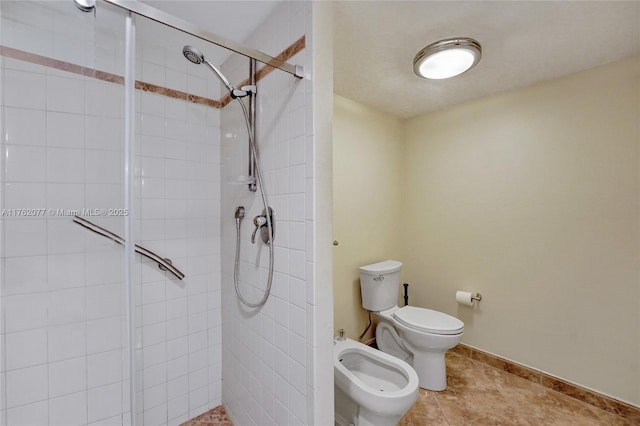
(393, 306, 464, 335)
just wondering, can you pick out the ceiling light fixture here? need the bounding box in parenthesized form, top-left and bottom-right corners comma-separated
(413, 37, 481, 80)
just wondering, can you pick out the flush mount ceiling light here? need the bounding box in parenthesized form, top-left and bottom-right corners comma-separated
(413, 37, 482, 80)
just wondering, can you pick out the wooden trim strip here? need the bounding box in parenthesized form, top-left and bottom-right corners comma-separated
(0, 45, 124, 83)
(218, 35, 306, 107)
(451, 343, 640, 423)
(1, 34, 305, 109)
(135, 81, 222, 108)
(2, 45, 96, 78)
(1, 45, 222, 108)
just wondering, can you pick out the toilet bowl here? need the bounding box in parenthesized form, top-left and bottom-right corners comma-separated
(359, 260, 464, 391)
(376, 305, 463, 391)
(334, 337, 419, 426)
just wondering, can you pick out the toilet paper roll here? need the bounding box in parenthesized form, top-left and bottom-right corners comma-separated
(456, 291, 475, 306)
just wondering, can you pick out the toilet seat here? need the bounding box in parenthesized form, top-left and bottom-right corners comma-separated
(393, 306, 463, 335)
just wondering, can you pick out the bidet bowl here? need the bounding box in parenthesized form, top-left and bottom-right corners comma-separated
(334, 337, 419, 425)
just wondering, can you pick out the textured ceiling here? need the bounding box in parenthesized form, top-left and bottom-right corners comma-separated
(334, 1, 640, 119)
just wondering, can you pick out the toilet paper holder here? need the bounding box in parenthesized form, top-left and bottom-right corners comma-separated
(456, 291, 483, 307)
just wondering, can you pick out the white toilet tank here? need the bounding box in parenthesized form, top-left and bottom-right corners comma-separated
(359, 260, 402, 311)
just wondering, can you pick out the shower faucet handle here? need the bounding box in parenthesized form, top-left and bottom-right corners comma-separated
(251, 215, 267, 244)
(250, 207, 275, 244)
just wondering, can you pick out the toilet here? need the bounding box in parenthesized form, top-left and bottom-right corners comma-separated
(334, 336, 419, 426)
(360, 260, 464, 391)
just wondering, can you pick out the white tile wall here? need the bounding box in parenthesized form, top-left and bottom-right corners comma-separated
(0, 51, 130, 424)
(133, 22, 223, 426)
(1, 2, 224, 426)
(220, 2, 333, 425)
(2, 1, 334, 425)
(1, 2, 130, 421)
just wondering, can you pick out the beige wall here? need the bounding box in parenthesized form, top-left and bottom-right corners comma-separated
(333, 57, 640, 405)
(332, 95, 404, 341)
(403, 57, 640, 405)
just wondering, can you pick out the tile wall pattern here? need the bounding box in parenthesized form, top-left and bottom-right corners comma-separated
(133, 28, 224, 423)
(1, 1, 317, 426)
(0, 2, 240, 425)
(0, 3, 131, 424)
(219, 2, 318, 425)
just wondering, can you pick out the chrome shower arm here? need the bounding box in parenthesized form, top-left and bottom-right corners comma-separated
(202, 59, 235, 93)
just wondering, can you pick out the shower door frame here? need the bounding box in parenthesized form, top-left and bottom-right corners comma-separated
(0, 1, 304, 424)
(115, 2, 304, 425)
(103, 0, 304, 79)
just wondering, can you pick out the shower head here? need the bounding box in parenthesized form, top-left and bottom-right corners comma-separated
(182, 45, 205, 65)
(182, 45, 237, 95)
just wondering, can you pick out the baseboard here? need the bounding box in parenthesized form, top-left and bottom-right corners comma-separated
(451, 343, 640, 423)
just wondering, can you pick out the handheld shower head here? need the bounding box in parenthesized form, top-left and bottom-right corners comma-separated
(182, 45, 237, 95)
(182, 45, 205, 64)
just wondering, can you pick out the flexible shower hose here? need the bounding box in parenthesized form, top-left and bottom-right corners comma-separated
(232, 97, 274, 308)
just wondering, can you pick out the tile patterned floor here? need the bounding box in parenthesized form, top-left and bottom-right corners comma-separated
(179, 406, 233, 426)
(398, 352, 634, 426)
(183, 351, 636, 425)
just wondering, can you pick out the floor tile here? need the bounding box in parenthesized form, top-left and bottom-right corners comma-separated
(400, 352, 635, 426)
(184, 351, 635, 426)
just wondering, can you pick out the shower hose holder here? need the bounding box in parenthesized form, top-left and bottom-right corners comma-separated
(231, 84, 256, 99)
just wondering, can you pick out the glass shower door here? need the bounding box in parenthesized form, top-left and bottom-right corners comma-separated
(131, 14, 224, 425)
(0, 1, 131, 424)
(1, 2, 228, 425)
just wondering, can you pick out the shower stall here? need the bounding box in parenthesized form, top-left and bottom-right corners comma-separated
(0, 1, 332, 425)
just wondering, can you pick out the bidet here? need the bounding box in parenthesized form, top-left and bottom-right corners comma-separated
(334, 338, 418, 426)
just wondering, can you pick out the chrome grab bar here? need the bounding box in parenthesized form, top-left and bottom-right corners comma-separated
(73, 215, 185, 280)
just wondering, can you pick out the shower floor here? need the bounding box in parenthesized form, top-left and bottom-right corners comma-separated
(183, 351, 636, 426)
(180, 406, 232, 426)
